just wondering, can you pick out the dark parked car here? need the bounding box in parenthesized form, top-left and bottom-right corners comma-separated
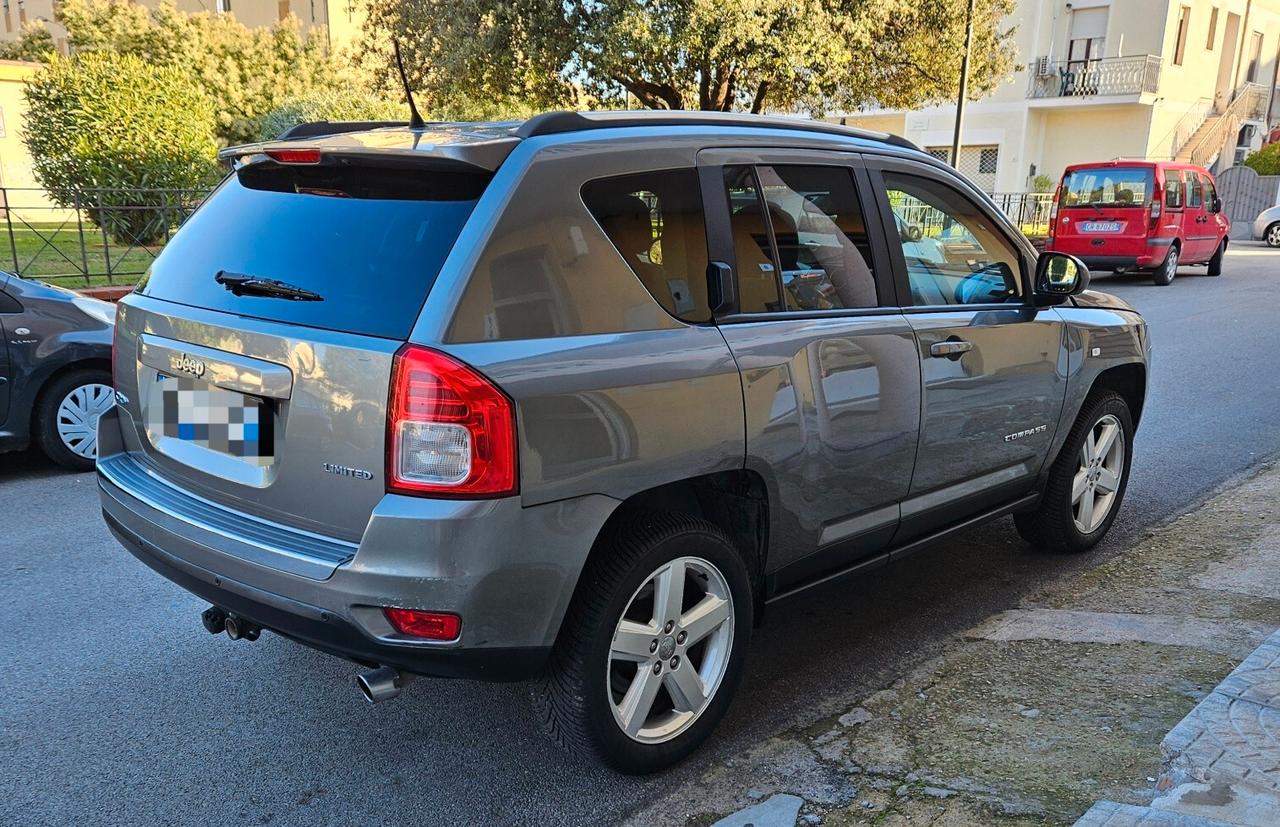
(99, 111, 1148, 772)
(0, 273, 115, 469)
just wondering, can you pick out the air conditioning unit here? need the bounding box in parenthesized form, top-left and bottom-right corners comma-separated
(1034, 56, 1053, 76)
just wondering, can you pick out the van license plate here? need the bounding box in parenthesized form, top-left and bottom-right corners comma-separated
(1081, 221, 1123, 233)
(148, 373, 274, 462)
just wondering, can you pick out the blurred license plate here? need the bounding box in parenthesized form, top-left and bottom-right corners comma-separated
(1082, 221, 1123, 233)
(147, 373, 273, 463)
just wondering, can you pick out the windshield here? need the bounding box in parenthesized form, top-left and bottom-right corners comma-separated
(1060, 167, 1153, 208)
(138, 161, 488, 340)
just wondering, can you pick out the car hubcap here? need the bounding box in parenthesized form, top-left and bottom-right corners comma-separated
(56, 383, 113, 459)
(1268, 225, 1280, 247)
(608, 556, 734, 744)
(1073, 413, 1124, 534)
(1165, 250, 1178, 279)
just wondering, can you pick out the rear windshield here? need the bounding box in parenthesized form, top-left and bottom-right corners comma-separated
(1060, 167, 1153, 209)
(138, 161, 487, 340)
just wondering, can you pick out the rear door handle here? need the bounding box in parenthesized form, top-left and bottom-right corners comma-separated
(929, 340, 973, 359)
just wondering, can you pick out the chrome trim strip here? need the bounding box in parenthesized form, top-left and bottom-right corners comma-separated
(138, 334, 294, 399)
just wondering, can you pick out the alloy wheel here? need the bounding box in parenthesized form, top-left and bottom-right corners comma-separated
(607, 556, 734, 744)
(55, 382, 114, 459)
(1163, 248, 1179, 281)
(1072, 413, 1124, 534)
(1268, 224, 1280, 248)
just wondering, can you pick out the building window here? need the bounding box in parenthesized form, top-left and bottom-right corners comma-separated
(1206, 7, 1218, 49)
(1246, 31, 1263, 82)
(1067, 6, 1108, 70)
(1174, 5, 1191, 66)
(979, 147, 999, 174)
(926, 145, 1000, 191)
(927, 148, 951, 163)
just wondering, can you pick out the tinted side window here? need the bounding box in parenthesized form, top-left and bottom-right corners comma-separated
(1165, 170, 1185, 209)
(754, 165, 879, 311)
(724, 166, 783, 313)
(582, 168, 710, 322)
(1187, 171, 1203, 208)
(881, 171, 1022, 307)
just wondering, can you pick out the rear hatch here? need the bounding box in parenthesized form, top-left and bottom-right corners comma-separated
(112, 153, 489, 542)
(1051, 165, 1155, 258)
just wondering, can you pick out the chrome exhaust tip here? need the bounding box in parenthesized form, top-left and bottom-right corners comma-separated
(356, 666, 414, 703)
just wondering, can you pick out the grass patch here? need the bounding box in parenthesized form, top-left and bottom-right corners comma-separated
(0, 220, 163, 288)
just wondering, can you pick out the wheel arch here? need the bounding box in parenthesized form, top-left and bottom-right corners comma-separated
(1089, 361, 1146, 427)
(24, 357, 113, 438)
(580, 469, 770, 614)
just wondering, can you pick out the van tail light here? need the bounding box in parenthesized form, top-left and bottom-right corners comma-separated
(1149, 197, 1162, 229)
(387, 345, 517, 498)
(1048, 186, 1060, 238)
(111, 312, 122, 386)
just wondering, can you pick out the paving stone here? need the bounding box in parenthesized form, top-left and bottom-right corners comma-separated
(1074, 800, 1240, 826)
(711, 794, 804, 827)
(971, 609, 1272, 658)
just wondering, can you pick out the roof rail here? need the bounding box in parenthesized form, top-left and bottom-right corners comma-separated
(515, 110, 920, 151)
(277, 120, 409, 140)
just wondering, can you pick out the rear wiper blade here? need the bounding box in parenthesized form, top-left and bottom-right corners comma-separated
(215, 271, 323, 302)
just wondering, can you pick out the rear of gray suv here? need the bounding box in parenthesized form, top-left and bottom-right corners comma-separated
(99, 111, 1149, 773)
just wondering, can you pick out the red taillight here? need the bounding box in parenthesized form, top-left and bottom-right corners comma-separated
(265, 148, 321, 165)
(384, 608, 461, 641)
(1149, 194, 1163, 228)
(387, 345, 517, 498)
(1048, 185, 1061, 238)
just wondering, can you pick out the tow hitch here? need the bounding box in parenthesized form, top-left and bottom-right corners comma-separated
(201, 606, 261, 641)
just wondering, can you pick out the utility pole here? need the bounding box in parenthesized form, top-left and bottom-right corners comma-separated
(950, 0, 977, 169)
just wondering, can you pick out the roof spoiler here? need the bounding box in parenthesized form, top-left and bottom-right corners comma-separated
(277, 121, 410, 140)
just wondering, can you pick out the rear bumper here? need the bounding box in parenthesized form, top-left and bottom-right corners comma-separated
(96, 405, 618, 681)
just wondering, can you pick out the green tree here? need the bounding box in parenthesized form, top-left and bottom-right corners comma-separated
(358, 0, 1017, 116)
(55, 0, 344, 145)
(1243, 142, 1280, 176)
(0, 21, 55, 62)
(23, 51, 220, 244)
(256, 90, 407, 141)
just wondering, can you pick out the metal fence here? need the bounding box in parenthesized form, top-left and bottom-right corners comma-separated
(990, 192, 1055, 239)
(0, 187, 207, 288)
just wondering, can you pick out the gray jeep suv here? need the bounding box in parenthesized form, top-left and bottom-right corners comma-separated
(98, 111, 1148, 773)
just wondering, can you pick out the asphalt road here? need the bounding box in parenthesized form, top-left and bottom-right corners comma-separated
(3, 245, 1279, 826)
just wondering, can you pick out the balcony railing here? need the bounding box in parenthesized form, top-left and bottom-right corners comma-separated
(1027, 55, 1162, 99)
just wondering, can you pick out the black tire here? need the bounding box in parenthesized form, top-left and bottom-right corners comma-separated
(33, 368, 113, 471)
(1205, 240, 1225, 276)
(1015, 390, 1134, 553)
(533, 512, 753, 774)
(1265, 222, 1280, 248)
(1152, 244, 1178, 286)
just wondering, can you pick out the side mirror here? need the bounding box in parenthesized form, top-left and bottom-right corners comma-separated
(900, 223, 923, 242)
(1034, 251, 1090, 304)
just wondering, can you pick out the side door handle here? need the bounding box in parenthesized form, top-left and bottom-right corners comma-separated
(929, 339, 973, 360)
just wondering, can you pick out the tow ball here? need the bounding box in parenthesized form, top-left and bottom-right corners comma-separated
(201, 606, 261, 641)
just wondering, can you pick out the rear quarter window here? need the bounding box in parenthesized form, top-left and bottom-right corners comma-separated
(137, 162, 487, 340)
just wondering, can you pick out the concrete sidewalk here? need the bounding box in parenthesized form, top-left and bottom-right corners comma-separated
(1076, 628, 1280, 826)
(629, 463, 1280, 827)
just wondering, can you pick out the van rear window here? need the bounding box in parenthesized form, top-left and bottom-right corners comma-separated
(1061, 167, 1153, 209)
(137, 162, 487, 340)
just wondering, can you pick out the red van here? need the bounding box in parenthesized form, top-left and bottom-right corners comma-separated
(1045, 160, 1230, 286)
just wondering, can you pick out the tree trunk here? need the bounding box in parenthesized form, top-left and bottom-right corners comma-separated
(750, 81, 769, 114)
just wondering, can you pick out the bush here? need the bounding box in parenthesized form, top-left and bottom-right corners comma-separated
(1243, 142, 1280, 176)
(56, 0, 345, 146)
(23, 52, 220, 244)
(0, 21, 55, 62)
(255, 90, 407, 141)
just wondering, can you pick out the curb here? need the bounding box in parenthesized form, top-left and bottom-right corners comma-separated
(1076, 628, 1280, 827)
